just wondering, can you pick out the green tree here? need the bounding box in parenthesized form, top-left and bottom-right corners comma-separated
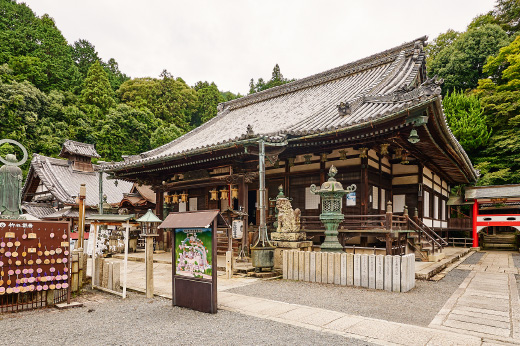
(93, 104, 159, 161)
(116, 77, 158, 109)
(471, 35, 520, 185)
(81, 61, 115, 115)
(493, 0, 520, 35)
(249, 64, 295, 94)
(150, 121, 184, 148)
(442, 90, 491, 152)
(71, 39, 100, 79)
(8, 55, 47, 88)
(102, 58, 129, 91)
(428, 24, 510, 95)
(0, 1, 80, 92)
(425, 29, 461, 71)
(192, 81, 223, 127)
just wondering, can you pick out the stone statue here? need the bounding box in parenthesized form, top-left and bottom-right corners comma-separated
(276, 197, 301, 233)
(0, 154, 23, 217)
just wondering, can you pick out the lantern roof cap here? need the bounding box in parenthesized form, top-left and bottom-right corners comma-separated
(137, 209, 162, 223)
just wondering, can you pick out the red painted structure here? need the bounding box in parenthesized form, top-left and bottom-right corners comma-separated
(472, 201, 479, 248)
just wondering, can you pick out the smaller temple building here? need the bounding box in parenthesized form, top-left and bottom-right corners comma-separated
(21, 140, 133, 230)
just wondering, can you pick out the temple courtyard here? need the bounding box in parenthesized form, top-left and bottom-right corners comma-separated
(1, 250, 519, 345)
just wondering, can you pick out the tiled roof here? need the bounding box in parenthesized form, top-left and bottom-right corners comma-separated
(465, 185, 520, 200)
(21, 203, 56, 219)
(109, 37, 429, 169)
(23, 154, 133, 207)
(59, 140, 100, 158)
(107, 36, 474, 182)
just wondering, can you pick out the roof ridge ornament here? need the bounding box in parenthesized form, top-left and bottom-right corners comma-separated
(364, 75, 443, 104)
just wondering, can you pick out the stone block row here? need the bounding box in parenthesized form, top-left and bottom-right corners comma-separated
(282, 250, 415, 292)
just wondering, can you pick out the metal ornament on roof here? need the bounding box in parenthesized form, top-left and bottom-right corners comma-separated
(310, 165, 356, 252)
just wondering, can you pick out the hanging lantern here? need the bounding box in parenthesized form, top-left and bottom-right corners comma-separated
(164, 194, 171, 204)
(380, 143, 390, 156)
(231, 186, 239, 200)
(394, 148, 402, 160)
(401, 151, 409, 164)
(171, 192, 179, 204)
(210, 188, 218, 201)
(408, 129, 420, 144)
(180, 192, 188, 203)
(359, 147, 368, 159)
(220, 188, 229, 200)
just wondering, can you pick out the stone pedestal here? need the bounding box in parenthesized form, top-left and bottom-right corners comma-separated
(272, 238, 312, 270)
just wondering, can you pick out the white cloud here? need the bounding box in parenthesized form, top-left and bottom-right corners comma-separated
(23, 0, 496, 94)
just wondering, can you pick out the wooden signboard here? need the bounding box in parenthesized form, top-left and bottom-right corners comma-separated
(161, 210, 218, 314)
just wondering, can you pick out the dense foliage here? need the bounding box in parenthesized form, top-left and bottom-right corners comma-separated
(430, 1, 520, 185)
(0, 0, 243, 175)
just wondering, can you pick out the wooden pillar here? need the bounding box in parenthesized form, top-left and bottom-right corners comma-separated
(472, 201, 479, 248)
(145, 235, 154, 298)
(362, 157, 369, 215)
(319, 160, 326, 185)
(155, 190, 164, 250)
(418, 164, 424, 219)
(284, 159, 290, 197)
(240, 176, 249, 252)
(378, 154, 382, 212)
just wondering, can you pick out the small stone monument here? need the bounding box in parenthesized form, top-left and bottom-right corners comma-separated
(270, 186, 312, 269)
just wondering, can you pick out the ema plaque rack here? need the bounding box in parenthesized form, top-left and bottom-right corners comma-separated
(0, 219, 70, 312)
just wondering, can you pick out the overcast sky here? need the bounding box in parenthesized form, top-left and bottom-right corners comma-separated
(23, 0, 497, 94)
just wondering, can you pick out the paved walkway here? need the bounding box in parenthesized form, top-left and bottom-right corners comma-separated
(87, 250, 520, 345)
(430, 251, 520, 344)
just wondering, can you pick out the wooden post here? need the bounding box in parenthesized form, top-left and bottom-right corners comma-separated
(386, 200, 393, 231)
(240, 176, 249, 254)
(226, 251, 232, 279)
(362, 156, 369, 215)
(122, 222, 130, 299)
(145, 235, 154, 298)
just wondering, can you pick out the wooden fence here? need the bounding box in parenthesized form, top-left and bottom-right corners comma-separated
(282, 250, 415, 293)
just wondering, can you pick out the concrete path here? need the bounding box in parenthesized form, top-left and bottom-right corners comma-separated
(219, 291, 487, 345)
(430, 251, 520, 344)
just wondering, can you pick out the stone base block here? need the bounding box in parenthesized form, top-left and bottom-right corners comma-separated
(428, 252, 446, 262)
(271, 232, 306, 241)
(271, 240, 313, 248)
(274, 245, 312, 269)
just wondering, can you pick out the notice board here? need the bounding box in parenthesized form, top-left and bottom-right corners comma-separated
(161, 210, 218, 314)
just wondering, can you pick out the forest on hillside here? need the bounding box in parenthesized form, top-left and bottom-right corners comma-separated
(427, 0, 520, 185)
(1, 0, 520, 187)
(0, 0, 294, 173)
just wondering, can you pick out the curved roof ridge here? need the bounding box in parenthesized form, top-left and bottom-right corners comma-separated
(221, 36, 427, 112)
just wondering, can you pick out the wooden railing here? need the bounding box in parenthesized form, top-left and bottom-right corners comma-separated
(299, 213, 410, 232)
(448, 237, 473, 247)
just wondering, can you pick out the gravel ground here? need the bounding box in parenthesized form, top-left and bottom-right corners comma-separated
(461, 251, 485, 265)
(228, 269, 469, 327)
(0, 290, 373, 346)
